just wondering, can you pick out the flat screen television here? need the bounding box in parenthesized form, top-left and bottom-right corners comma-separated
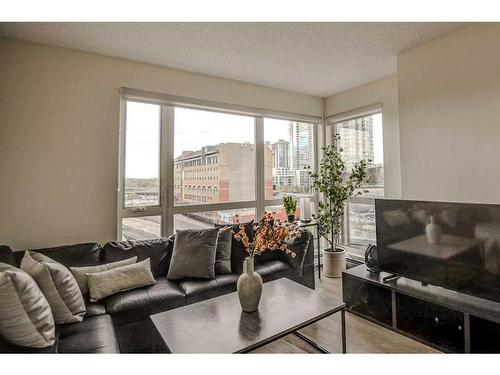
(375, 199, 500, 302)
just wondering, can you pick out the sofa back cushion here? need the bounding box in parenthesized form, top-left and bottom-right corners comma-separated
(0, 246, 17, 267)
(102, 238, 171, 278)
(26, 243, 102, 269)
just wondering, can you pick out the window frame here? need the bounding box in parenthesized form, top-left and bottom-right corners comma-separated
(326, 105, 384, 252)
(117, 88, 321, 240)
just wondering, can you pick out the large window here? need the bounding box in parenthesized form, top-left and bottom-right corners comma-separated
(174, 108, 255, 206)
(173, 208, 256, 231)
(118, 93, 319, 240)
(264, 118, 315, 201)
(121, 102, 162, 240)
(329, 111, 384, 250)
(124, 102, 160, 207)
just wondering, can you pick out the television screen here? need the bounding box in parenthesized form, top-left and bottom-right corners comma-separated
(376, 199, 500, 302)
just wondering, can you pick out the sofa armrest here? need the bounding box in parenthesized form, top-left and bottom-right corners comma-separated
(282, 229, 315, 289)
(284, 229, 314, 270)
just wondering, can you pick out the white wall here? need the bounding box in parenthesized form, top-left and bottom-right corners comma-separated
(0, 37, 323, 250)
(324, 75, 402, 198)
(398, 24, 500, 204)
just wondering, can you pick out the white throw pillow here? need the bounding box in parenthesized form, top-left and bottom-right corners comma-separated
(0, 263, 55, 348)
(70, 256, 138, 295)
(21, 251, 86, 324)
(87, 258, 156, 302)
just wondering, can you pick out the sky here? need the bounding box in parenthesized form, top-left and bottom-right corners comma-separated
(125, 102, 383, 178)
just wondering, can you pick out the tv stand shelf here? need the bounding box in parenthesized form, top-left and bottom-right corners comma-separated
(342, 265, 500, 353)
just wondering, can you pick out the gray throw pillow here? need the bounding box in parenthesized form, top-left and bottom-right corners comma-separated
(0, 263, 56, 348)
(215, 227, 232, 274)
(70, 256, 138, 295)
(167, 228, 219, 280)
(87, 258, 156, 302)
(21, 251, 86, 324)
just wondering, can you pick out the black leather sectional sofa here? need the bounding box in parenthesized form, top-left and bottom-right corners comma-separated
(0, 230, 315, 353)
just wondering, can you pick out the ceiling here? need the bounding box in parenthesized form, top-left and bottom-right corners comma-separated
(0, 22, 465, 97)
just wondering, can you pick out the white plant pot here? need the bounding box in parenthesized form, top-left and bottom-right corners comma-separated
(322, 248, 346, 278)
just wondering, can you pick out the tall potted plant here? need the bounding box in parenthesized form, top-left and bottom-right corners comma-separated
(310, 134, 369, 277)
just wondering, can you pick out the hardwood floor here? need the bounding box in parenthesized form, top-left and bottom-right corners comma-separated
(252, 271, 441, 354)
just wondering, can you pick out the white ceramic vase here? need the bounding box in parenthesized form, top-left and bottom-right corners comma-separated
(426, 215, 441, 245)
(237, 257, 263, 312)
(322, 248, 346, 278)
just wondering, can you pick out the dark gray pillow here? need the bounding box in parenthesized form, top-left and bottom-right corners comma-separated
(167, 228, 219, 280)
(215, 228, 232, 274)
(215, 221, 254, 274)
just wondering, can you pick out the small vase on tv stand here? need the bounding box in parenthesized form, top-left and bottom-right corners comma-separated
(426, 215, 441, 245)
(237, 257, 263, 312)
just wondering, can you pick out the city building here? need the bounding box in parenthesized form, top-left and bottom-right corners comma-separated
(337, 116, 375, 171)
(271, 139, 289, 169)
(289, 122, 314, 192)
(336, 116, 384, 187)
(270, 139, 294, 189)
(174, 143, 272, 205)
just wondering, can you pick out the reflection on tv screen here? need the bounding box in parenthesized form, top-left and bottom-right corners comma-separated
(376, 199, 500, 302)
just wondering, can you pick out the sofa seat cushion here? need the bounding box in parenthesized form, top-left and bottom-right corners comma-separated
(106, 287, 149, 317)
(57, 315, 119, 353)
(85, 301, 107, 318)
(145, 277, 187, 313)
(0, 334, 57, 353)
(178, 274, 239, 304)
(105, 277, 185, 324)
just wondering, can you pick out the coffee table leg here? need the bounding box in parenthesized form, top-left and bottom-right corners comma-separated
(317, 230, 321, 279)
(293, 331, 330, 354)
(341, 309, 346, 354)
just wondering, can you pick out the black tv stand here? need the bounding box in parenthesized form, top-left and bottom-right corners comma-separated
(382, 274, 400, 283)
(342, 265, 500, 353)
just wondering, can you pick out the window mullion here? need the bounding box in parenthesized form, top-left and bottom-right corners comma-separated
(161, 105, 175, 236)
(255, 117, 265, 219)
(116, 99, 127, 240)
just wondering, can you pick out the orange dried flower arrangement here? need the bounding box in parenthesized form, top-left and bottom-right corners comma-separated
(231, 212, 302, 259)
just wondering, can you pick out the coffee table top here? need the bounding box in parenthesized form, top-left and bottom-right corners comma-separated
(149, 278, 345, 353)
